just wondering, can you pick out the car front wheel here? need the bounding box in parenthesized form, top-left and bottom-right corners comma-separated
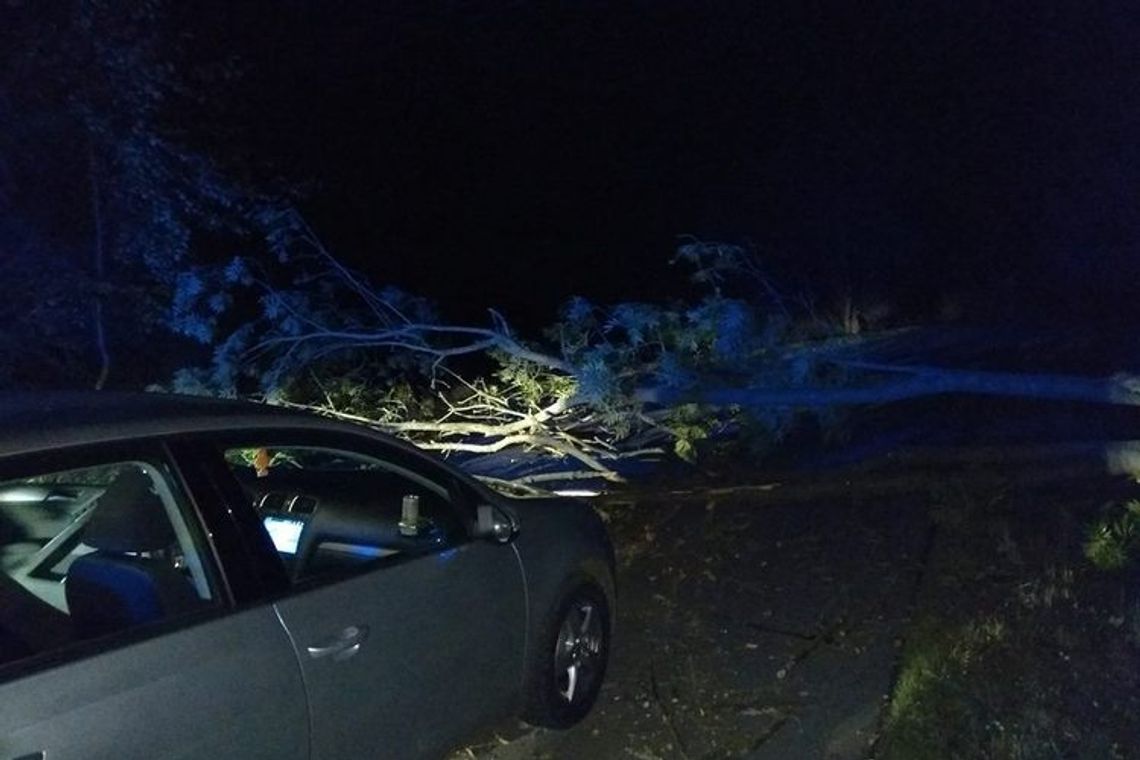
(522, 581, 610, 728)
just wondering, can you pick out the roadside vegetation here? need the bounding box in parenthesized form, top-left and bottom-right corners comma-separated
(876, 474, 1140, 759)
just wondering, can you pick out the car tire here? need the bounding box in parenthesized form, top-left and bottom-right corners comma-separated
(521, 580, 611, 729)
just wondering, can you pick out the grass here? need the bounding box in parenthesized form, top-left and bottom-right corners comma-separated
(881, 613, 1078, 759)
(877, 476, 1140, 760)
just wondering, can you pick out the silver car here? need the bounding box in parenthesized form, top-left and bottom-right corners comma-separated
(0, 392, 615, 759)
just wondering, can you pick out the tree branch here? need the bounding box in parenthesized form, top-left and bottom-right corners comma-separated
(88, 142, 110, 390)
(640, 366, 1140, 408)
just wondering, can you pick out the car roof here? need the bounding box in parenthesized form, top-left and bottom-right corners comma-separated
(0, 391, 389, 459)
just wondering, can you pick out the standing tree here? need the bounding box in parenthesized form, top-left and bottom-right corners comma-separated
(0, 0, 288, 388)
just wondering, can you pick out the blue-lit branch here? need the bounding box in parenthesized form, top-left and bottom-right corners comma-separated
(175, 229, 1140, 491)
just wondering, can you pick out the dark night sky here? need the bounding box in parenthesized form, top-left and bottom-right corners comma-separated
(187, 1, 1140, 328)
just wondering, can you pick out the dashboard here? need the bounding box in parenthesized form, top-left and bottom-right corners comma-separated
(237, 469, 455, 579)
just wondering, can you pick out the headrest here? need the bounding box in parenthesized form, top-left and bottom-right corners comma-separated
(82, 468, 175, 553)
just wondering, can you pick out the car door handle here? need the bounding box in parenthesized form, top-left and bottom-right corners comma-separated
(306, 624, 369, 661)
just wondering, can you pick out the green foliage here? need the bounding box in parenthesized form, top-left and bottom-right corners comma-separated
(1083, 500, 1140, 571)
(880, 615, 1069, 760)
(554, 294, 765, 376)
(288, 370, 443, 425)
(166, 237, 862, 481)
(492, 355, 576, 409)
(664, 404, 713, 463)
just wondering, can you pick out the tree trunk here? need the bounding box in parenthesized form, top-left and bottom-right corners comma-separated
(89, 144, 111, 390)
(641, 363, 1140, 409)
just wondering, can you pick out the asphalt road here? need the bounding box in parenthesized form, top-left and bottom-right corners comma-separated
(456, 484, 931, 760)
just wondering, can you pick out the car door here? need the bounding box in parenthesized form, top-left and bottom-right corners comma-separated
(208, 433, 528, 760)
(0, 443, 309, 760)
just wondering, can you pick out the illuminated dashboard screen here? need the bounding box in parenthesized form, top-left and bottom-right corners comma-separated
(263, 515, 305, 555)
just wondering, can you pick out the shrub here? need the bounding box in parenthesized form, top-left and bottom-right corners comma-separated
(1083, 500, 1140, 571)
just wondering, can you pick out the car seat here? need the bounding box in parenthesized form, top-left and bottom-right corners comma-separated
(66, 468, 203, 640)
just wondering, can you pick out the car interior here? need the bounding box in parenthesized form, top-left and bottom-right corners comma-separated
(0, 462, 214, 667)
(64, 468, 209, 640)
(0, 447, 465, 667)
(228, 450, 462, 582)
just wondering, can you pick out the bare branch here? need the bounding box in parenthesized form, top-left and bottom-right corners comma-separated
(248, 324, 571, 374)
(514, 470, 623, 485)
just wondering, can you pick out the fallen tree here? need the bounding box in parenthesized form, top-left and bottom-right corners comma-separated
(167, 226, 1140, 489)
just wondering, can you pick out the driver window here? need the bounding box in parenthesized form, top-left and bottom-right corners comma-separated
(0, 458, 219, 670)
(222, 446, 464, 583)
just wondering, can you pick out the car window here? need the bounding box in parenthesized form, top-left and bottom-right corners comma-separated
(0, 457, 220, 670)
(223, 445, 464, 583)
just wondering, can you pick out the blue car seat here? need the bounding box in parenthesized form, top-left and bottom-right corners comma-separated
(66, 468, 203, 640)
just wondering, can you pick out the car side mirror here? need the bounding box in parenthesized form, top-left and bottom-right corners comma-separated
(476, 504, 517, 543)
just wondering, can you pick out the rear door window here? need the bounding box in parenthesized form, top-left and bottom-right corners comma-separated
(0, 455, 220, 671)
